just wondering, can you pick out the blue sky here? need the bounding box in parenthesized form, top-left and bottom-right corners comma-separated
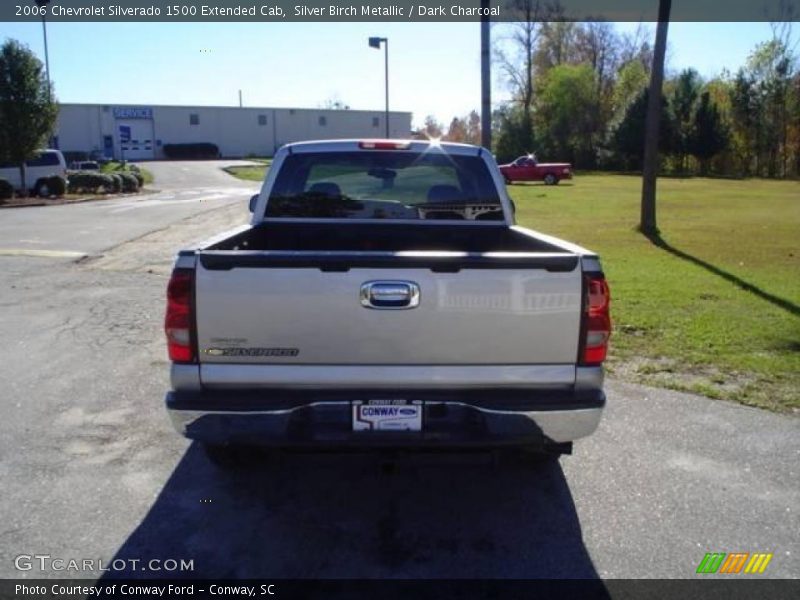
(2, 21, 776, 127)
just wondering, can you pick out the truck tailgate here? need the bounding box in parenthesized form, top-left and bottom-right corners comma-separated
(194, 255, 583, 367)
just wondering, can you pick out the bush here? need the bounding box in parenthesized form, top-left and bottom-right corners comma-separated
(130, 170, 144, 187)
(108, 173, 122, 193)
(118, 172, 140, 193)
(0, 178, 14, 201)
(163, 142, 219, 159)
(47, 176, 67, 197)
(67, 172, 114, 194)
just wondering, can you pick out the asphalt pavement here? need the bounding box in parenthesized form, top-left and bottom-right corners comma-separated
(0, 160, 258, 257)
(0, 161, 797, 581)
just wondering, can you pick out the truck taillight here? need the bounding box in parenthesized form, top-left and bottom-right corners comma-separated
(581, 274, 611, 365)
(165, 268, 195, 363)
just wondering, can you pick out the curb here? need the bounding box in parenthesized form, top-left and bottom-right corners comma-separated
(0, 188, 158, 210)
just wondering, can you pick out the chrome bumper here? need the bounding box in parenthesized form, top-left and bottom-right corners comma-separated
(166, 389, 605, 446)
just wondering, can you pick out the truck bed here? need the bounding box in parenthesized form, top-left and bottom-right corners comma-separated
(197, 223, 580, 273)
(206, 223, 564, 253)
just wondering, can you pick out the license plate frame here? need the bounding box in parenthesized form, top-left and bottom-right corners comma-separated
(352, 400, 422, 432)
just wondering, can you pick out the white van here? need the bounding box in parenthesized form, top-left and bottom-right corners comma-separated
(0, 149, 68, 196)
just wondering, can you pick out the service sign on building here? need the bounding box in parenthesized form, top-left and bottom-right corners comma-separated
(113, 107, 153, 119)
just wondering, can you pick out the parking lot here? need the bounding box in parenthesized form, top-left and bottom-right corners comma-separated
(0, 162, 797, 580)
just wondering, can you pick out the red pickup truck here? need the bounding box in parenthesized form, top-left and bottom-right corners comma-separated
(499, 154, 572, 185)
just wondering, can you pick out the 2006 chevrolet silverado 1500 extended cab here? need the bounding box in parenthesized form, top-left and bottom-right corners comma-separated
(164, 139, 610, 465)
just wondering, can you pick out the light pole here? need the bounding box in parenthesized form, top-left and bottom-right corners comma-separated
(368, 36, 389, 138)
(35, 0, 52, 100)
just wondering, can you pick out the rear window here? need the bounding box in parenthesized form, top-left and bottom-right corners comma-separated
(266, 151, 503, 221)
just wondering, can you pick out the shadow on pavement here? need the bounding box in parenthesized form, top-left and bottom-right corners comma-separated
(104, 444, 602, 579)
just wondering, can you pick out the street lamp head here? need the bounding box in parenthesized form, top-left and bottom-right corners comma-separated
(368, 37, 384, 49)
(34, 0, 51, 7)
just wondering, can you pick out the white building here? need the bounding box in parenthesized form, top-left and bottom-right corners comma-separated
(54, 103, 412, 161)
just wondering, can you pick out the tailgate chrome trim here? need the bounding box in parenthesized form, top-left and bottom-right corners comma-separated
(199, 364, 575, 389)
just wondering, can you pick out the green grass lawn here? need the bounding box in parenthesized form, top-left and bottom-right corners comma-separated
(511, 175, 800, 411)
(224, 160, 271, 181)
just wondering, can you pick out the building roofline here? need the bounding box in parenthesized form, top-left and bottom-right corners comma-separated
(57, 102, 412, 117)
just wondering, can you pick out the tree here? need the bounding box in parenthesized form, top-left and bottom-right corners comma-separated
(792, 72, 800, 176)
(493, 104, 535, 163)
(0, 40, 58, 195)
(320, 96, 350, 110)
(748, 40, 792, 176)
(416, 115, 443, 139)
(730, 69, 759, 175)
(640, 0, 671, 235)
(444, 116, 468, 143)
(465, 110, 482, 145)
(495, 0, 549, 151)
(575, 21, 619, 96)
(611, 89, 674, 170)
(533, 21, 578, 73)
(728, 37, 797, 178)
(671, 68, 701, 172)
(574, 21, 620, 128)
(535, 64, 598, 167)
(612, 60, 649, 117)
(618, 23, 654, 72)
(688, 92, 729, 175)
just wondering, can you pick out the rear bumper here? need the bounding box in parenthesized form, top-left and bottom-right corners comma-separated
(166, 388, 605, 448)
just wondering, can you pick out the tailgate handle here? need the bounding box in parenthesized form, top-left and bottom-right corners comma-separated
(360, 281, 420, 310)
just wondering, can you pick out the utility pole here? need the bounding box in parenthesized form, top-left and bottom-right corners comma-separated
(35, 0, 51, 100)
(480, 0, 491, 149)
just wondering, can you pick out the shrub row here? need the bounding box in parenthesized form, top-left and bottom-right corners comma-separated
(0, 178, 13, 201)
(67, 171, 141, 194)
(163, 142, 220, 159)
(44, 176, 67, 197)
(118, 172, 140, 192)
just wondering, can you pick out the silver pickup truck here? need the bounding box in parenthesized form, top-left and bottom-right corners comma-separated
(164, 139, 611, 465)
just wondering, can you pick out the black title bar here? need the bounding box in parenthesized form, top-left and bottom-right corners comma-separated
(3, 0, 799, 22)
(3, 579, 800, 600)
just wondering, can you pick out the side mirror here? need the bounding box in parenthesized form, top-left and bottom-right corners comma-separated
(248, 194, 259, 213)
(508, 198, 516, 216)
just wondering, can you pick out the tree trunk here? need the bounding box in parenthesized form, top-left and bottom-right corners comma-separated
(19, 163, 27, 197)
(640, 0, 671, 235)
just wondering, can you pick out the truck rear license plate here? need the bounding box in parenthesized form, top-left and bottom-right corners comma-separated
(352, 401, 422, 432)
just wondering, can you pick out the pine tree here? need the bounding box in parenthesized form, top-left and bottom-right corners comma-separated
(688, 92, 729, 175)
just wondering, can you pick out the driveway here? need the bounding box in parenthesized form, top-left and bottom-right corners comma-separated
(0, 160, 259, 258)
(140, 160, 259, 191)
